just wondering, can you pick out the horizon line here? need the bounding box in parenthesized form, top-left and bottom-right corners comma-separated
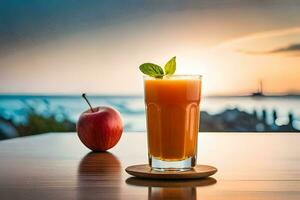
(0, 93, 299, 98)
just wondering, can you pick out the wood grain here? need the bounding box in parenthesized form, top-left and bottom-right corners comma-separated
(0, 132, 300, 200)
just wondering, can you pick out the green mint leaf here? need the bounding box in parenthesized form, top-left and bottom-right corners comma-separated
(164, 56, 176, 75)
(139, 63, 164, 78)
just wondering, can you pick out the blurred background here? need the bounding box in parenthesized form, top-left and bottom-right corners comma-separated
(0, 0, 300, 140)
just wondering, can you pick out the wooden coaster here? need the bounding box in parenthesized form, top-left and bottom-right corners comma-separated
(125, 164, 217, 180)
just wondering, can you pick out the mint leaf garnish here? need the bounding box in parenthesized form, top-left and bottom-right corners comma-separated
(164, 56, 176, 76)
(139, 63, 164, 78)
(139, 56, 176, 78)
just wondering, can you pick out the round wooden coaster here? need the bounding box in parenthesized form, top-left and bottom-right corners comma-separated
(125, 164, 217, 180)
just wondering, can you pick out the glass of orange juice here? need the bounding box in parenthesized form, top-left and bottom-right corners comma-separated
(144, 75, 202, 171)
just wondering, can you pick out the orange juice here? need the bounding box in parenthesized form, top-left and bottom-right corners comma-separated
(144, 76, 201, 165)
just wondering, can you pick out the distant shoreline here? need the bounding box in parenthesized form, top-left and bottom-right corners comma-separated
(205, 94, 300, 98)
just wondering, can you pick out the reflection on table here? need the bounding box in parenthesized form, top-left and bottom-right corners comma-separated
(126, 177, 216, 200)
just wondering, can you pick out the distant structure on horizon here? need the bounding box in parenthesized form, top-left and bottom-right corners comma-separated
(251, 80, 264, 97)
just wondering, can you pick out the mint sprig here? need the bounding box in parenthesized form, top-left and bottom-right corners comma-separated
(139, 56, 176, 78)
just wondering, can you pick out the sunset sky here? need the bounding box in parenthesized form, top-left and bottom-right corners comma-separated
(0, 0, 300, 95)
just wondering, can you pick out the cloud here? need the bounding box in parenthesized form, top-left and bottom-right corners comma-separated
(237, 43, 300, 55)
(215, 26, 300, 49)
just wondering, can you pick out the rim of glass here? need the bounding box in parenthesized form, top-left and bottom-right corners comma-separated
(143, 75, 202, 80)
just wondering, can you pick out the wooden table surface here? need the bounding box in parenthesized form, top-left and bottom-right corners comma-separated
(0, 132, 300, 200)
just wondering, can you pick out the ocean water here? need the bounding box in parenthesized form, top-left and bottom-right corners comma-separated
(0, 95, 300, 131)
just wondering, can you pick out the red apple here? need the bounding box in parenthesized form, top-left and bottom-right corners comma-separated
(77, 94, 123, 151)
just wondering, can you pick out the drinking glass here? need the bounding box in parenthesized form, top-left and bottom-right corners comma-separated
(143, 75, 202, 171)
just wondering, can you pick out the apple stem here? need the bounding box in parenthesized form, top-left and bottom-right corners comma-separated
(82, 93, 94, 112)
